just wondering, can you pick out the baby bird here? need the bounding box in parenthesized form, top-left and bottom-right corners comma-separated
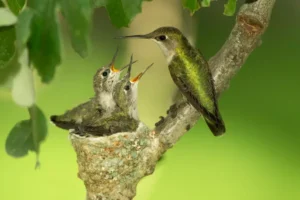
(50, 48, 132, 134)
(113, 56, 154, 121)
(80, 56, 154, 135)
(93, 47, 136, 114)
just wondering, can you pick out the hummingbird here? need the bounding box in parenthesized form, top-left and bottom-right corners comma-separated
(50, 97, 100, 133)
(50, 48, 134, 135)
(78, 56, 154, 134)
(113, 55, 154, 121)
(117, 26, 225, 136)
(93, 47, 136, 114)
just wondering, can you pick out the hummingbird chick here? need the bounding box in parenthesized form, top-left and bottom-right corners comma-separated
(113, 55, 154, 121)
(50, 98, 100, 134)
(79, 56, 153, 134)
(50, 48, 134, 135)
(118, 27, 226, 136)
(93, 47, 136, 115)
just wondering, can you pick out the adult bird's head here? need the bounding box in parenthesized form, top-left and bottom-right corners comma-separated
(116, 27, 186, 63)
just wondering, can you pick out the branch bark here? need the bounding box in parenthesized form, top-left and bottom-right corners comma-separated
(70, 0, 276, 199)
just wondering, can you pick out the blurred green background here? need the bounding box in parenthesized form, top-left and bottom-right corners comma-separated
(1, 0, 300, 199)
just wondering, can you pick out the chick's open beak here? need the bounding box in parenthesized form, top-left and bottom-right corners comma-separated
(119, 60, 138, 72)
(109, 46, 137, 72)
(110, 65, 120, 73)
(130, 63, 154, 83)
(110, 46, 120, 73)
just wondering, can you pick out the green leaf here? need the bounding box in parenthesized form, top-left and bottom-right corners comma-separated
(0, 51, 20, 85)
(60, 0, 92, 58)
(5, 105, 48, 167)
(201, 0, 211, 7)
(182, 0, 200, 15)
(5, 120, 32, 157)
(12, 49, 35, 107)
(0, 8, 17, 26)
(94, 0, 148, 28)
(27, 0, 46, 11)
(28, 105, 48, 154)
(0, 26, 16, 69)
(15, 8, 35, 52)
(0, 1, 21, 86)
(224, 0, 237, 16)
(28, 0, 61, 83)
(92, 0, 106, 7)
(6, 0, 26, 15)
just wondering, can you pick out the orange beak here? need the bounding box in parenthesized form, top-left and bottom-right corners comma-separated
(130, 63, 154, 83)
(109, 47, 138, 73)
(110, 64, 120, 73)
(109, 46, 120, 73)
(110, 60, 138, 73)
(130, 73, 142, 83)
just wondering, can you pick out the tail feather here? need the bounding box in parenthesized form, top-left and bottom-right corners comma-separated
(204, 114, 226, 136)
(50, 115, 76, 130)
(50, 115, 58, 124)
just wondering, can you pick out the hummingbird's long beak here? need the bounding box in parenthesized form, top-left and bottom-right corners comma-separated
(115, 33, 152, 40)
(124, 54, 134, 79)
(110, 46, 120, 72)
(119, 60, 138, 72)
(109, 47, 137, 72)
(131, 63, 154, 83)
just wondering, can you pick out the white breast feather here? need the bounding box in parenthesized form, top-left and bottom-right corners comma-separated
(129, 84, 139, 120)
(99, 91, 116, 112)
(154, 40, 175, 65)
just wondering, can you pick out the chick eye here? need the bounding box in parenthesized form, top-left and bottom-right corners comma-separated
(102, 70, 110, 77)
(124, 85, 130, 91)
(157, 35, 166, 41)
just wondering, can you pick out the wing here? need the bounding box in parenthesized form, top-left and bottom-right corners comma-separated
(169, 54, 219, 122)
(50, 99, 98, 130)
(169, 52, 225, 135)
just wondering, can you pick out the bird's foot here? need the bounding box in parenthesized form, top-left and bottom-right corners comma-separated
(155, 116, 165, 127)
(167, 103, 178, 118)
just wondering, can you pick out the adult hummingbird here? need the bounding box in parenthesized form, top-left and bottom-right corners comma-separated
(117, 27, 225, 136)
(113, 55, 154, 121)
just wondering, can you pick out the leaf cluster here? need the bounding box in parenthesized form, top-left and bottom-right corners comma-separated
(181, 0, 238, 16)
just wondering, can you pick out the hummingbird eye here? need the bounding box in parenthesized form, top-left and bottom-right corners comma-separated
(102, 69, 110, 77)
(124, 85, 130, 91)
(156, 35, 166, 41)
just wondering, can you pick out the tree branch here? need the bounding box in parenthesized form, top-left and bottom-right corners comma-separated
(70, 0, 276, 199)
